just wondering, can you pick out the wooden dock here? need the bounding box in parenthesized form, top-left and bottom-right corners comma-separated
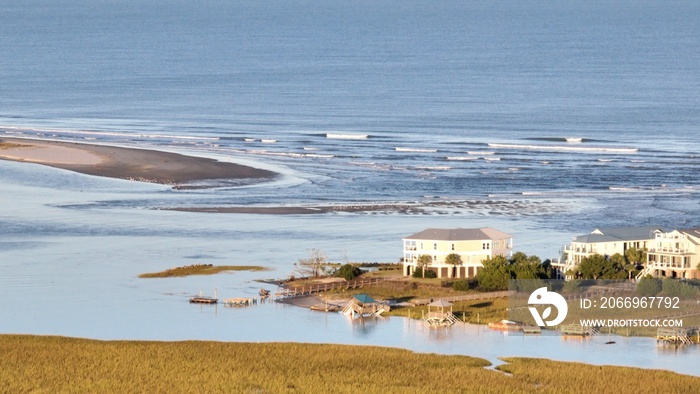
(189, 296, 218, 304)
(275, 277, 386, 299)
(410, 290, 514, 306)
(560, 324, 598, 336)
(657, 327, 693, 345)
(189, 289, 218, 304)
(222, 297, 256, 307)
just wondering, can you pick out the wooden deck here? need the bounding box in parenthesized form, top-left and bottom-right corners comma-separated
(275, 277, 386, 299)
(657, 327, 693, 345)
(424, 311, 460, 327)
(560, 324, 598, 336)
(410, 290, 514, 306)
(189, 296, 218, 304)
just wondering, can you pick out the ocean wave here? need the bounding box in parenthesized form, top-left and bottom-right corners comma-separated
(326, 133, 369, 140)
(566, 137, 583, 143)
(2, 126, 221, 142)
(467, 151, 495, 155)
(483, 157, 501, 161)
(261, 139, 277, 143)
(488, 143, 638, 154)
(395, 147, 438, 153)
(415, 166, 452, 170)
(446, 156, 476, 161)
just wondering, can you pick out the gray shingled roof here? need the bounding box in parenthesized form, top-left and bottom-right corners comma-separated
(573, 226, 664, 243)
(681, 228, 700, 245)
(404, 227, 512, 241)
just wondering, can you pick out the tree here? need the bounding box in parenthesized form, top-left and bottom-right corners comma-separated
(625, 247, 646, 266)
(476, 255, 510, 291)
(416, 254, 432, 279)
(578, 254, 626, 280)
(294, 248, 329, 278)
(335, 264, 362, 281)
(511, 253, 547, 280)
(445, 253, 462, 278)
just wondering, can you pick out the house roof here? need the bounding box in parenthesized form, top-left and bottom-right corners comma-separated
(573, 226, 664, 244)
(403, 227, 512, 241)
(680, 228, 700, 244)
(353, 294, 376, 304)
(428, 299, 453, 307)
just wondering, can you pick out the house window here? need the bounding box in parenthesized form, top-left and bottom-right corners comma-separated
(433, 243, 437, 250)
(451, 243, 455, 251)
(482, 242, 490, 250)
(433, 255, 437, 262)
(420, 242, 423, 250)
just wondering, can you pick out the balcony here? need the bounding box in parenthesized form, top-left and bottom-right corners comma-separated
(648, 247, 688, 254)
(646, 261, 691, 269)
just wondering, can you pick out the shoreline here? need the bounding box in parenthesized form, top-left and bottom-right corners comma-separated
(0, 137, 277, 188)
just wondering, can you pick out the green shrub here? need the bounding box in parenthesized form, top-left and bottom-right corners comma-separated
(453, 279, 477, 292)
(335, 264, 363, 280)
(412, 267, 437, 278)
(661, 278, 699, 298)
(563, 280, 582, 294)
(637, 277, 662, 296)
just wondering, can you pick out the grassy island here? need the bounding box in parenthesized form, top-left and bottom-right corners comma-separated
(139, 264, 268, 278)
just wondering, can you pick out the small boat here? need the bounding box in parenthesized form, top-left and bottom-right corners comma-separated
(310, 303, 340, 312)
(488, 320, 522, 331)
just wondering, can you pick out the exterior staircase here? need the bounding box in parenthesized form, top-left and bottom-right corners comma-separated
(635, 265, 656, 281)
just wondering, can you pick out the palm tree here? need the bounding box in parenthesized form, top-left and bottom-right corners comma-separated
(445, 253, 462, 278)
(417, 254, 432, 278)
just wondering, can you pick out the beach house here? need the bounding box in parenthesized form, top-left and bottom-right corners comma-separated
(558, 226, 664, 278)
(640, 228, 700, 279)
(402, 227, 513, 279)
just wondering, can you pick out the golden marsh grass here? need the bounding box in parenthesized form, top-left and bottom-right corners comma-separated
(2, 335, 697, 393)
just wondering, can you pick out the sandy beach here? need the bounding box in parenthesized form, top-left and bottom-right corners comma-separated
(0, 138, 276, 187)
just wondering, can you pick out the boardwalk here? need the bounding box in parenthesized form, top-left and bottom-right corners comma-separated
(410, 290, 514, 306)
(275, 277, 386, 299)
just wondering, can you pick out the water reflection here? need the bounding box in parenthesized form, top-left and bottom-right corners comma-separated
(348, 316, 389, 336)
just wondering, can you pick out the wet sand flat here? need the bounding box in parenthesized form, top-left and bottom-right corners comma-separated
(0, 138, 276, 187)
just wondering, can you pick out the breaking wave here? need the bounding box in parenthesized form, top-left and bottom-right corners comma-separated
(488, 143, 638, 154)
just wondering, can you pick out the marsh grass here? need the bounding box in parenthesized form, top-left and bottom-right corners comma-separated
(497, 357, 700, 394)
(0, 142, 29, 150)
(139, 264, 268, 278)
(1, 335, 697, 393)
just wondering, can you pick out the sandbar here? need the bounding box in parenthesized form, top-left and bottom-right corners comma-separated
(0, 138, 276, 188)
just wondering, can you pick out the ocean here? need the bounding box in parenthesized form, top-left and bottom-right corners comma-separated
(1, 0, 699, 375)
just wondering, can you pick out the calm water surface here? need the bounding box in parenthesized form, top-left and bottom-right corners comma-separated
(1, 0, 699, 377)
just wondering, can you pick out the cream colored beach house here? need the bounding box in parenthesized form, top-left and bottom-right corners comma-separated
(402, 227, 513, 279)
(640, 228, 700, 280)
(558, 226, 664, 278)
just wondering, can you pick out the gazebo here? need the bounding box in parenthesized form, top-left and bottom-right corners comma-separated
(342, 294, 389, 318)
(424, 299, 458, 326)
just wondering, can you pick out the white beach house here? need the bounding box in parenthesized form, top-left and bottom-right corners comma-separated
(641, 228, 700, 279)
(402, 227, 513, 279)
(557, 226, 664, 278)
